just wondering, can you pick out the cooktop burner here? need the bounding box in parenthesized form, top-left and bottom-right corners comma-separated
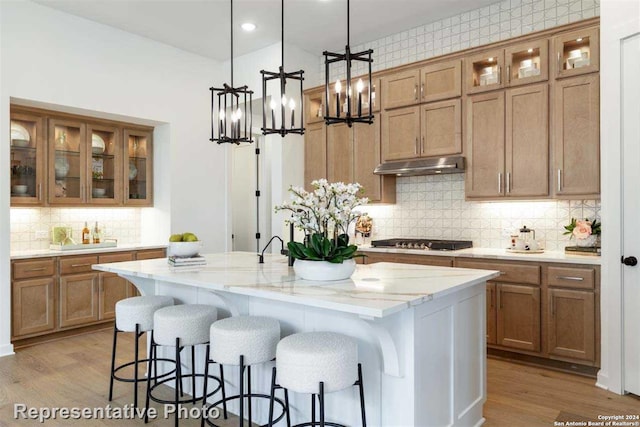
(371, 238, 473, 251)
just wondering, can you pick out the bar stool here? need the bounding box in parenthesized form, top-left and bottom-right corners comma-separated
(145, 304, 222, 427)
(268, 332, 366, 427)
(202, 316, 288, 427)
(109, 295, 174, 407)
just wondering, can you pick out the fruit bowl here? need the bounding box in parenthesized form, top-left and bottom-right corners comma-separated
(169, 241, 202, 258)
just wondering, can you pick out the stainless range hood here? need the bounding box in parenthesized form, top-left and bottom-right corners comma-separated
(374, 156, 465, 176)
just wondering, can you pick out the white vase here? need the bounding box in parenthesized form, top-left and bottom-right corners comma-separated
(575, 235, 598, 247)
(293, 259, 357, 281)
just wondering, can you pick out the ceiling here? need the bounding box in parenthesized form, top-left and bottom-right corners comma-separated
(33, 0, 496, 61)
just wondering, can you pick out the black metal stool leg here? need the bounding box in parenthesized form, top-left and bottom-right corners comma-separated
(284, 389, 291, 427)
(175, 338, 181, 427)
(311, 393, 316, 427)
(220, 364, 228, 419)
(248, 365, 252, 426)
(201, 345, 210, 427)
(108, 324, 118, 401)
(134, 324, 140, 408)
(192, 345, 197, 402)
(144, 331, 155, 424)
(239, 355, 245, 427)
(357, 364, 367, 427)
(319, 382, 325, 427)
(268, 367, 276, 427)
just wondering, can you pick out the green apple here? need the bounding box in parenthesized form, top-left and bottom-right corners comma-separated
(182, 232, 198, 242)
(169, 234, 183, 242)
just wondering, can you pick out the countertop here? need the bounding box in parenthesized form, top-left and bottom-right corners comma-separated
(93, 252, 500, 319)
(357, 246, 602, 265)
(10, 243, 167, 260)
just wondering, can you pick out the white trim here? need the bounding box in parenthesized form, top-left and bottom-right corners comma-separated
(0, 344, 15, 358)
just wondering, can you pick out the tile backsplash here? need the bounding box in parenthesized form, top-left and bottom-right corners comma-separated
(10, 208, 141, 251)
(320, 0, 599, 83)
(360, 174, 600, 251)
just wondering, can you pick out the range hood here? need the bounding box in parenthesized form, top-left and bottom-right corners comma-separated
(374, 156, 465, 176)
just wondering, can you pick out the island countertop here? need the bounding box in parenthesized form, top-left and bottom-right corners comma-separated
(93, 252, 500, 319)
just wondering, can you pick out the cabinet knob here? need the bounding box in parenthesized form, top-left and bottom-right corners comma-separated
(622, 256, 638, 267)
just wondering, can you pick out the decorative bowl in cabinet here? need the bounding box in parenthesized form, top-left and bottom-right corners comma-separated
(12, 185, 28, 195)
(92, 188, 106, 198)
(11, 139, 30, 148)
(128, 162, 137, 180)
(92, 134, 106, 154)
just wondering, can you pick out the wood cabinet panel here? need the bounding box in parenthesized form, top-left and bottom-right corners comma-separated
(12, 258, 55, 280)
(421, 99, 462, 157)
(12, 278, 55, 337)
(505, 84, 549, 197)
(497, 283, 541, 352)
(136, 249, 166, 260)
(381, 69, 421, 109)
(354, 115, 390, 203)
(87, 123, 122, 205)
(124, 128, 153, 206)
(99, 252, 135, 264)
(465, 91, 505, 198)
(304, 122, 327, 191)
(364, 252, 454, 267)
(99, 274, 128, 321)
(381, 106, 420, 161)
(547, 288, 595, 361)
(504, 38, 549, 87)
(455, 259, 540, 285)
(60, 256, 98, 275)
(10, 110, 46, 207)
(327, 123, 354, 184)
(553, 74, 600, 197)
(487, 283, 497, 345)
(465, 49, 505, 94)
(48, 118, 87, 205)
(547, 266, 595, 289)
(421, 60, 462, 102)
(59, 273, 99, 328)
(553, 27, 599, 79)
(304, 88, 325, 125)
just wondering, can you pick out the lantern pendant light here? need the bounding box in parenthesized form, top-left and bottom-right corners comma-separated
(260, 0, 305, 137)
(323, 0, 374, 128)
(210, 0, 254, 145)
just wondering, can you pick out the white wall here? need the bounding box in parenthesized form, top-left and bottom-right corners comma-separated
(0, 0, 224, 356)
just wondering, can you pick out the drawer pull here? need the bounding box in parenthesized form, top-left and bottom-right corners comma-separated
(556, 276, 584, 281)
(27, 267, 46, 272)
(71, 263, 92, 268)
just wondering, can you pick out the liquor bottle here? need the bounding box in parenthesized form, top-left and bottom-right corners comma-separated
(82, 222, 90, 244)
(93, 222, 101, 244)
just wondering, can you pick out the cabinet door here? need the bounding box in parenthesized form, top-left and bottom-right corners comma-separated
(12, 278, 55, 337)
(381, 69, 421, 109)
(59, 273, 99, 328)
(420, 59, 462, 102)
(88, 123, 121, 205)
(304, 122, 327, 191)
(48, 118, 87, 205)
(505, 84, 549, 197)
(124, 129, 153, 206)
(354, 114, 383, 202)
(327, 123, 354, 183)
(381, 106, 420, 161)
(465, 49, 505, 94)
(420, 99, 462, 157)
(497, 283, 541, 352)
(304, 88, 326, 125)
(504, 38, 549, 87)
(99, 274, 129, 321)
(10, 111, 46, 206)
(553, 27, 599, 79)
(465, 91, 505, 198)
(548, 288, 595, 362)
(487, 283, 497, 345)
(553, 74, 600, 197)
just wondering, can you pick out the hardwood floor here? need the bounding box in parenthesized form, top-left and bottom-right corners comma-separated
(0, 329, 638, 426)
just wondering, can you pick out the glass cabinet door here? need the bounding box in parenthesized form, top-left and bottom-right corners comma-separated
(48, 119, 86, 204)
(553, 27, 599, 79)
(465, 49, 505, 94)
(124, 129, 153, 206)
(505, 39, 549, 87)
(10, 111, 45, 205)
(88, 124, 120, 205)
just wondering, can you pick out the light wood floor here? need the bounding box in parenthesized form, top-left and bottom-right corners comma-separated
(0, 329, 638, 426)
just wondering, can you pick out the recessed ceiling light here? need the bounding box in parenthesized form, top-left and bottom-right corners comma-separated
(241, 22, 256, 32)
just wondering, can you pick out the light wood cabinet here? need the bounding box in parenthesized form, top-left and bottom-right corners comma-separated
(381, 69, 421, 110)
(59, 273, 99, 328)
(12, 277, 56, 337)
(465, 91, 505, 198)
(327, 123, 353, 183)
(497, 283, 541, 352)
(553, 27, 599, 79)
(98, 252, 134, 320)
(88, 123, 121, 205)
(465, 49, 505, 94)
(504, 38, 549, 87)
(553, 74, 600, 198)
(304, 88, 326, 125)
(48, 118, 87, 205)
(124, 129, 153, 206)
(304, 122, 327, 191)
(10, 110, 46, 206)
(136, 249, 167, 260)
(381, 106, 421, 161)
(487, 283, 497, 345)
(420, 60, 462, 103)
(420, 99, 462, 157)
(362, 252, 454, 267)
(547, 288, 595, 362)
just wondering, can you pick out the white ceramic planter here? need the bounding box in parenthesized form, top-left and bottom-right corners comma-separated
(293, 259, 356, 281)
(575, 235, 598, 247)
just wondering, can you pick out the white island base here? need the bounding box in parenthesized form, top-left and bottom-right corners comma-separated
(95, 253, 498, 427)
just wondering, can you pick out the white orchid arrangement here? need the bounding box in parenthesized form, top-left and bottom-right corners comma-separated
(275, 179, 369, 263)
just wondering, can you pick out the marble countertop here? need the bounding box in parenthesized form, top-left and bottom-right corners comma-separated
(357, 246, 601, 265)
(93, 252, 500, 318)
(10, 243, 167, 260)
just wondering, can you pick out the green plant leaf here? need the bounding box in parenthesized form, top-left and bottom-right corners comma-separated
(337, 234, 349, 247)
(287, 242, 307, 260)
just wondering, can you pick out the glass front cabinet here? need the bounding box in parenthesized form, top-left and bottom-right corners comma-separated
(124, 129, 153, 206)
(553, 27, 599, 79)
(88, 124, 121, 205)
(48, 118, 86, 205)
(10, 111, 46, 206)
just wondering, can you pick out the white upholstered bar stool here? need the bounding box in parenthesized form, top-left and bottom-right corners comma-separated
(202, 316, 288, 427)
(268, 332, 366, 427)
(145, 304, 222, 427)
(109, 295, 174, 408)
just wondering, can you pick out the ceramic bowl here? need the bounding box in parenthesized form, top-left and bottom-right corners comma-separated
(92, 188, 106, 198)
(11, 139, 30, 148)
(12, 185, 28, 195)
(169, 241, 202, 258)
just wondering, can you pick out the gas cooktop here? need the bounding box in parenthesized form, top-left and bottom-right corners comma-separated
(371, 238, 473, 251)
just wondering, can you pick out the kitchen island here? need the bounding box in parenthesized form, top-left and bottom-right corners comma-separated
(94, 252, 499, 427)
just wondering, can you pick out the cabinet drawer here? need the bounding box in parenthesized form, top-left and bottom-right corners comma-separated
(136, 249, 166, 260)
(60, 256, 98, 275)
(13, 258, 55, 280)
(547, 266, 595, 289)
(455, 259, 540, 285)
(99, 252, 134, 264)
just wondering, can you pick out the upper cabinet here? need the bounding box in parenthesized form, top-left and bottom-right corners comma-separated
(553, 27, 599, 79)
(48, 118, 87, 205)
(381, 106, 421, 161)
(124, 129, 153, 206)
(420, 99, 462, 157)
(88, 123, 121, 205)
(10, 111, 46, 206)
(304, 88, 326, 125)
(465, 49, 506, 94)
(382, 69, 421, 110)
(304, 122, 327, 191)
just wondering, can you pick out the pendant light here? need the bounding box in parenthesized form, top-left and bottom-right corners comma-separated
(323, 0, 374, 127)
(260, 0, 305, 137)
(210, 0, 254, 145)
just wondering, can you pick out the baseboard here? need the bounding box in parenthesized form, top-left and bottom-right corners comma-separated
(0, 343, 15, 358)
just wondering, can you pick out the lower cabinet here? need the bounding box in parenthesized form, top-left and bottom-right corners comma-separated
(547, 288, 596, 362)
(361, 252, 454, 267)
(486, 283, 497, 345)
(496, 283, 541, 352)
(12, 277, 56, 337)
(59, 273, 100, 328)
